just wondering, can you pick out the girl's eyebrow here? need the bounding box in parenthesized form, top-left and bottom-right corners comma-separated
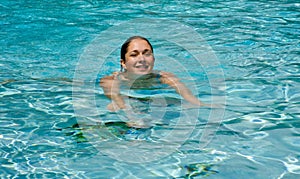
(143, 49, 152, 53)
(129, 49, 152, 53)
(129, 50, 139, 53)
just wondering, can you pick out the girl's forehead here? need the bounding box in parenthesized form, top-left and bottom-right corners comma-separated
(127, 39, 151, 51)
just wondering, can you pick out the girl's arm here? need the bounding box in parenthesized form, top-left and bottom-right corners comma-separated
(100, 74, 150, 127)
(160, 71, 204, 106)
(100, 74, 126, 111)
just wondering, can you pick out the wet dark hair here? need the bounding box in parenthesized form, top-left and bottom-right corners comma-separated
(120, 36, 153, 71)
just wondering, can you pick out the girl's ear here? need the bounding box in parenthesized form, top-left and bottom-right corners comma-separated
(120, 59, 126, 71)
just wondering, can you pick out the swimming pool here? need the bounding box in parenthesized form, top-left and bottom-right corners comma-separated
(1, 0, 300, 178)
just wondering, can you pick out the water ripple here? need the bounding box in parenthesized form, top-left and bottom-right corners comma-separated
(1, 0, 300, 178)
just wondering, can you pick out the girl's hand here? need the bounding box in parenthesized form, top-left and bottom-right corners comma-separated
(107, 102, 121, 112)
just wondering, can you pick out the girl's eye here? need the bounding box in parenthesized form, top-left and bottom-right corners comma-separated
(130, 53, 138, 57)
(144, 52, 152, 56)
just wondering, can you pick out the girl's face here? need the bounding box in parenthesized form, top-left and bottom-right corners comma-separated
(121, 38, 155, 75)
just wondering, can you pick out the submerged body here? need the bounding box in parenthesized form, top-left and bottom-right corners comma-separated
(100, 36, 206, 127)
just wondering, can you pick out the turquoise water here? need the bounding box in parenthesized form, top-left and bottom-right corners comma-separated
(1, 0, 300, 178)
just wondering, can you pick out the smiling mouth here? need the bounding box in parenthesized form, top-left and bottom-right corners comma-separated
(135, 65, 149, 70)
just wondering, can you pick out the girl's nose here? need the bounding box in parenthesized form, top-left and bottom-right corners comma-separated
(137, 53, 146, 62)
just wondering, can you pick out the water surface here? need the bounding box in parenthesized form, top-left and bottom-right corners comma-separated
(1, 0, 300, 178)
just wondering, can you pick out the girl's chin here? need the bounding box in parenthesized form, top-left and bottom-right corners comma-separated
(135, 71, 150, 75)
(126, 70, 152, 77)
(133, 69, 152, 75)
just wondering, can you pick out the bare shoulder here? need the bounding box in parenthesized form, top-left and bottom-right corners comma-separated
(159, 71, 179, 79)
(99, 72, 120, 88)
(159, 71, 180, 86)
